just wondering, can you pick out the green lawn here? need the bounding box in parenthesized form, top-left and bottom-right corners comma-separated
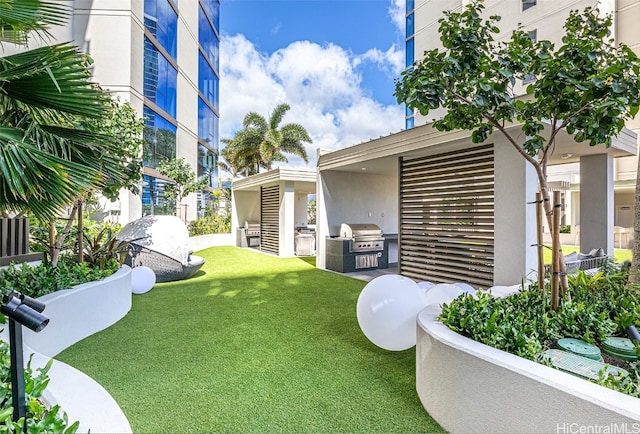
(57, 246, 443, 433)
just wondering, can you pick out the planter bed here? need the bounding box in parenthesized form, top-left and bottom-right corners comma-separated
(0, 265, 133, 433)
(416, 304, 640, 433)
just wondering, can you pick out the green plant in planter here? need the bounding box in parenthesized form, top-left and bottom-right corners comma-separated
(82, 226, 130, 270)
(440, 266, 640, 397)
(0, 341, 78, 433)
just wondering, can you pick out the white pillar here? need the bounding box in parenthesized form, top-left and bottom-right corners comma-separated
(493, 141, 538, 285)
(280, 181, 295, 257)
(316, 172, 329, 269)
(579, 154, 614, 255)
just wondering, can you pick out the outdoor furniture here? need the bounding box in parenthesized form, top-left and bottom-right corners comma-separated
(116, 215, 205, 283)
(543, 249, 609, 276)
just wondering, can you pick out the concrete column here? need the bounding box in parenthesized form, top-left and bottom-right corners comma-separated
(579, 154, 614, 255)
(280, 181, 295, 257)
(493, 141, 538, 286)
(315, 172, 329, 269)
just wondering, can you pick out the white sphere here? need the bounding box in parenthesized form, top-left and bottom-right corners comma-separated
(131, 266, 156, 294)
(356, 275, 428, 351)
(423, 283, 470, 307)
(417, 281, 435, 294)
(453, 282, 477, 295)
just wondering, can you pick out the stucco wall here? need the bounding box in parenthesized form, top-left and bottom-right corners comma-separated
(416, 305, 640, 433)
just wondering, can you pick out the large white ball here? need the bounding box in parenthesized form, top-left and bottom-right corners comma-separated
(131, 266, 156, 294)
(356, 275, 428, 351)
(423, 283, 471, 307)
(417, 281, 435, 294)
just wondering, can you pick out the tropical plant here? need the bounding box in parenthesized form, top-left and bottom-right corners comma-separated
(0, 0, 116, 221)
(157, 157, 208, 218)
(221, 103, 311, 175)
(394, 0, 640, 301)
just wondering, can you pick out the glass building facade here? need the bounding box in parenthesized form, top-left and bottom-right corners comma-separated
(141, 0, 221, 217)
(405, 0, 415, 130)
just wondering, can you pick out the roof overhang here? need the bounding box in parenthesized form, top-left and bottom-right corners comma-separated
(317, 121, 638, 177)
(232, 167, 316, 193)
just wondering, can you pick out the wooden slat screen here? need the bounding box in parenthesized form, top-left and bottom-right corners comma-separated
(399, 143, 495, 288)
(0, 218, 30, 257)
(260, 186, 280, 255)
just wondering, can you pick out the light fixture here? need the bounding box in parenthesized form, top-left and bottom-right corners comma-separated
(560, 153, 573, 159)
(1, 291, 49, 430)
(361, 167, 367, 171)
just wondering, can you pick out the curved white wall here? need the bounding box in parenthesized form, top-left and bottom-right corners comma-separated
(416, 305, 640, 433)
(0, 266, 134, 433)
(23, 265, 132, 357)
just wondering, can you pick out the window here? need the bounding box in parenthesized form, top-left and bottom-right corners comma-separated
(144, 36, 177, 117)
(406, 37, 414, 68)
(406, 12, 414, 38)
(198, 144, 217, 188)
(144, 0, 177, 59)
(406, 0, 415, 14)
(143, 106, 177, 167)
(523, 30, 537, 84)
(198, 98, 219, 146)
(522, 0, 536, 11)
(199, 3, 220, 70)
(198, 53, 219, 109)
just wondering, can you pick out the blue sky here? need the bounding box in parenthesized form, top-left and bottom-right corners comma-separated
(218, 0, 406, 169)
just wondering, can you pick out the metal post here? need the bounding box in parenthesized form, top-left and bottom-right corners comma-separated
(8, 319, 26, 432)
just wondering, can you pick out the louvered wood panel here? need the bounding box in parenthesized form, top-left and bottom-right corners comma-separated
(399, 143, 495, 288)
(260, 186, 280, 255)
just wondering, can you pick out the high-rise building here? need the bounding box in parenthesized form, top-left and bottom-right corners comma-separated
(52, 0, 221, 223)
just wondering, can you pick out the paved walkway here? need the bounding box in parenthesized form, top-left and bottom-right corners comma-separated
(344, 264, 399, 282)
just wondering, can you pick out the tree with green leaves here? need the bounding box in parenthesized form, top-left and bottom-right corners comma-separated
(0, 0, 118, 221)
(395, 0, 640, 297)
(157, 157, 208, 220)
(0, 1, 145, 266)
(221, 103, 311, 176)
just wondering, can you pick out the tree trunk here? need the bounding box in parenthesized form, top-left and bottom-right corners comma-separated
(629, 159, 640, 283)
(50, 202, 79, 267)
(77, 200, 84, 263)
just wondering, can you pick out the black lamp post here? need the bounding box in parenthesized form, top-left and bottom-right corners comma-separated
(1, 292, 49, 432)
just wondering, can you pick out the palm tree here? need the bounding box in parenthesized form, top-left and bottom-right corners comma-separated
(222, 103, 312, 175)
(0, 0, 117, 221)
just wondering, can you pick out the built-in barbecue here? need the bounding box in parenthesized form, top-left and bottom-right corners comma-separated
(325, 223, 388, 272)
(244, 221, 260, 247)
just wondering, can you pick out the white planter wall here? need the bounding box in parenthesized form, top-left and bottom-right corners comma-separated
(416, 305, 640, 433)
(0, 266, 134, 433)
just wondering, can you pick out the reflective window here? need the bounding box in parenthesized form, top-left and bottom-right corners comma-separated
(199, 53, 219, 109)
(144, 0, 177, 59)
(142, 175, 175, 216)
(199, 4, 219, 71)
(406, 0, 414, 13)
(406, 12, 414, 38)
(198, 97, 219, 146)
(143, 106, 177, 167)
(405, 116, 415, 130)
(406, 37, 414, 68)
(144, 36, 177, 117)
(200, 0, 220, 32)
(198, 144, 218, 188)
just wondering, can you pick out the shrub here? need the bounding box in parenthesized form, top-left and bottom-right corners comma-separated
(0, 345, 78, 433)
(440, 267, 640, 397)
(188, 214, 231, 236)
(0, 256, 119, 299)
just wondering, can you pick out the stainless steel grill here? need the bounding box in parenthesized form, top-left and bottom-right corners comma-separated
(245, 221, 260, 247)
(325, 223, 388, 273)
(339, 223, 385, 253)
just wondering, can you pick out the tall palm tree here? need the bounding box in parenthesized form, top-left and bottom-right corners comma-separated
(0, 0, 117, 221)
(222, 103, 312, 176)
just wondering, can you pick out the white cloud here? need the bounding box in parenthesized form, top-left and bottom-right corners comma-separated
(389, 0, 406, 36)
(219, 18, 406, 169)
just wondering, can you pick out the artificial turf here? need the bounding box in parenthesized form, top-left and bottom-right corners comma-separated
(57, 246, 444, 433)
